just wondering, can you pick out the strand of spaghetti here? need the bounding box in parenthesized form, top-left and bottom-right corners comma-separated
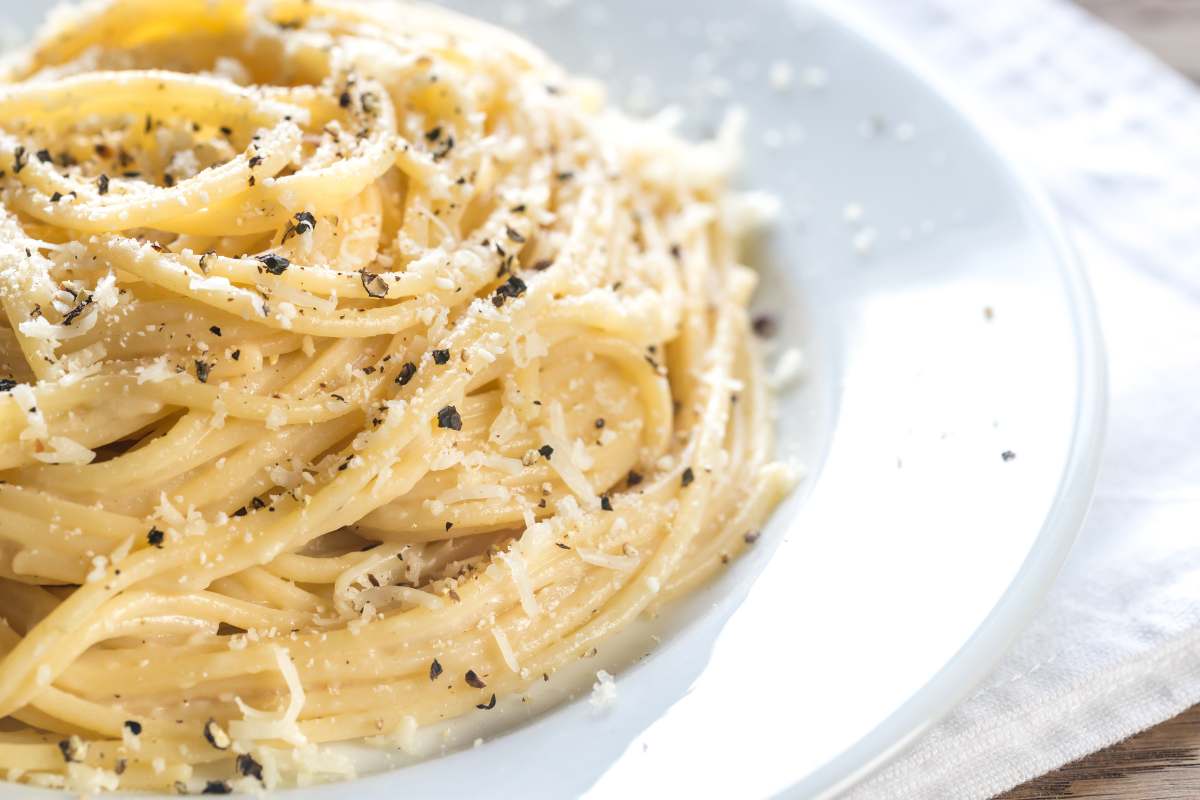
(0, 397, 437, 709)
(6, 0, 250, 72)
(60, 498, 671, 697)
(512, 276, 740, 674)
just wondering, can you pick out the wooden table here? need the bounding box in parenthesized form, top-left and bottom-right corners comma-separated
(1000, 706, 1200, 799)
(999, 2, 1200, 798)
(1077, 0, 1200, 82)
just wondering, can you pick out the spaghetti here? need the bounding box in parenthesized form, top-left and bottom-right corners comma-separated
(0, 0, 794, 791)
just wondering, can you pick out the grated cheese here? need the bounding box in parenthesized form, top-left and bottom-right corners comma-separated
(589, 669, 617, 711)
(769, 347, 805, 390)
(64, 763, 119, 793)
(499, 548, 540, 619)
(265, 406, 288, 430)
(491, 626, 521, 674)
(576, 547, 638, 572)
(767, 60, 793, 91)
(853, 226, 878, 255)
(122, 721, 142, 752)
(31, 436, 95, 465)
(540, 427, 596, 506)
(229, 646, 308, 747)
(135, 357, 175, 384)
(10, 384, 47, 442)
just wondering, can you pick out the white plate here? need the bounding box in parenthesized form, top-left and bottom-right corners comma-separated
(0, 1, 1105, 797)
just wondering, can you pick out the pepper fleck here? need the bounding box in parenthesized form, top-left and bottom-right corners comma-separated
(476, 693, 497, 710)
(256, 254, 290, 275)
(236, 753, 264, 781)
(751, 314, 778, 338)
(294, 210, 317, 231)
(396, 361, 417, 386)
(538, 444, 553, 460)
(282, 210, 317, 243)
(429, 658, 443, 681)
(432, 349, 450, 365)
(98, 174, 110, 195)
(491, 275, 527, 307)
(681, 467, 695, 487)
(600, 495, 613, 511)
(626, 470, 643, 487)
(61, 295, 92, 326)
(360, 269, 388, 298)
(147, 528, 165, 548)
(437, 405, 462, 431)
(465, 669, 486, 689)
(432, 135, 455, 161)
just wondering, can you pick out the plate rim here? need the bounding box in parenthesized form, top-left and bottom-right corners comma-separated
(0, 2, 1107, 797)
(793, 1, 1109, 796)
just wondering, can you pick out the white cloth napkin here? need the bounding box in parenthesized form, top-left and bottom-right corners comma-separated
(0, 2, 1194, 797)
(841, 0, 1200, 798)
